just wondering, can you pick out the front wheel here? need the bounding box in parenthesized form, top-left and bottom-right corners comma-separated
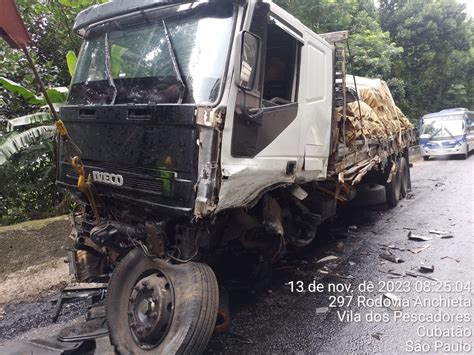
(423, 156, 430, 161)
(106, 249, 219, 354)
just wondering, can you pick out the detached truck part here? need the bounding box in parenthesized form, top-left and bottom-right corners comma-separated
(57, 0, 414, 352)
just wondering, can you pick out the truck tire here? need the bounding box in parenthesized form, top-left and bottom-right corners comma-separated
(385, 161, 401, 208)
(352, 183, 386, 206)
(106, 249, 218, 355)
(399, 157, 409, 198)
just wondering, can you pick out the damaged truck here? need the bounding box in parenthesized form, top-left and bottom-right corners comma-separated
(57, 0, 415, 352)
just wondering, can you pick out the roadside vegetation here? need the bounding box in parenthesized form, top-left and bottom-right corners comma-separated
(0, 0, 472, 225)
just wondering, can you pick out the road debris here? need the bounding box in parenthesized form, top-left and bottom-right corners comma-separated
(440, 234, 454, 239)
(327, 272, 354, 280)
(335, 241, 345, 252)
(407, 231, 432, 241)
(408, 245, 430, 254)
(441, 256, 460, 263)
(372, 332, 383, 340)
(383, 293, 402, 311)
(429, 230, 454, 238)
(434, 182, 445, 187)
(403, 227, 416, 230)
(316, 307, 329, 314)
(380, 252, 404, 263)
(227, 331, 254, 344)
(348, 225, 359, 232)
(429, 229, 448, 235)
(316, 255, 339, 263)
(418, 264, 435, 273)
(387, 270, 405, 277)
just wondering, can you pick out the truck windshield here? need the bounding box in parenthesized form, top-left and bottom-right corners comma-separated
(420, 115, 465, 140)
(68, 2, 235, 105)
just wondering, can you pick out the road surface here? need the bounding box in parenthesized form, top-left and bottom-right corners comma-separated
(1, 154, 473, 354)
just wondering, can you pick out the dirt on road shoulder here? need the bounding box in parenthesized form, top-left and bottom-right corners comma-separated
(0, 216, 73, 306)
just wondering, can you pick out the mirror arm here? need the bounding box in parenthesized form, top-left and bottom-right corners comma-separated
(239, 92, 263, 126)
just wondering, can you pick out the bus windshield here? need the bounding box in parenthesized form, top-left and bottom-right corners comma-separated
(420, 115, 465, 140)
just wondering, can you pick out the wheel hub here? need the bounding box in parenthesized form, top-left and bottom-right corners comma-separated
(128, 273, 173, 348)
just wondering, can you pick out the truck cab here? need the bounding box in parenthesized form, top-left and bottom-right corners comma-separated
(56, 1, 412, 352)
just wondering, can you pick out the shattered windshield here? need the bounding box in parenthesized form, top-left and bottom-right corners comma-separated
(68, 2, 234, 105)
(420, 115, 465, 140)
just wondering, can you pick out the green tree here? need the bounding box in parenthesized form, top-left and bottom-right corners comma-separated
(0, 0, 104, 225)
(274, 0, 403, 81)
(380, 0, 473, 119)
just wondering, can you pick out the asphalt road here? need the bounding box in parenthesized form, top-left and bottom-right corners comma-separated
(1, 154, 473, 354)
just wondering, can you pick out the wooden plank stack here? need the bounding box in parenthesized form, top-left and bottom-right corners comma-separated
(336, 76, 412, 144)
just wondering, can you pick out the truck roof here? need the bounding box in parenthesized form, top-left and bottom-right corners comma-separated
(73, 0, 193, 35)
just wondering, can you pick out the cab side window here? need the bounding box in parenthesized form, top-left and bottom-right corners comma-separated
(262, 23, 299, 106)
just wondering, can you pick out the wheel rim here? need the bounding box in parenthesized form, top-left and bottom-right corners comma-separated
(128, 272, 174, 350)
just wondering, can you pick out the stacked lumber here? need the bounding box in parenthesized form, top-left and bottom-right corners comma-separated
(336, 76, 412, 144)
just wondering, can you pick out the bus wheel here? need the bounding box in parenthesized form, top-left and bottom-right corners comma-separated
(106, 249, 219, 354)
(385, 160, 401, 208)
(399, 157, 409, 198)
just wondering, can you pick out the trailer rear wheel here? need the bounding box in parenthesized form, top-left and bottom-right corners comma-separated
(106, 249, 219, 354)
(352, 184, 386, 206)
(385, 161, 401, 208)
(399, 157, 409, 198)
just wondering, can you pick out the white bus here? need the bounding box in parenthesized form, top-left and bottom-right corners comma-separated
(419, 108, 474, 160)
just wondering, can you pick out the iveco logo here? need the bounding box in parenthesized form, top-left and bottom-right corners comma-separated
(92, 171, 124, 186)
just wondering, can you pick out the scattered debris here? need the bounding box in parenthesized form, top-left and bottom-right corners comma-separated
(348, 225, 359, 232)
(335, 241, 345, 252)
(440, 234, 454, 239)
(403, 227, 416, 230)
(429, 229, 449, 235)
(227, 331, 254, 344)
(327, 272, 354, 280)
(380, 252, 404, 263)
(419, 264, 435, 273)
(316, 255, 339, 264)
(434, 182, 444, 187)
(0, 307, 4, 321)
(441, 256, 460, 263)
(372, 332, 383, 340)
(383, 293, 402, 311)
(409, 245, 430, 254)
(405, 192, 415, 200)
(406, 271, 418, 278)
(388, 245, 406, 251)
(318, 270, 329, 274)
(407, 231, 432, 241)
(316, 307, 329, 314)
(387, 270, 405, 277)
(429, 230, 454, 238)
(348, 261, 355, 266)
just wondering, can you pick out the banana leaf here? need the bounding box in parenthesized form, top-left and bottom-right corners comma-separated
(7, 112, 53, 132)
(0, 125, 56, 165)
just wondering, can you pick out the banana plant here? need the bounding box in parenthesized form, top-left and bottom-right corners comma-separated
(0, 76, 68, 166)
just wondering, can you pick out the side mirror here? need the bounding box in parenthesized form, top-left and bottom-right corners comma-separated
(236, 31, 260, 91)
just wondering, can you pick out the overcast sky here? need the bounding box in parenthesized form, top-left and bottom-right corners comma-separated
(460, 0, 473, 18)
